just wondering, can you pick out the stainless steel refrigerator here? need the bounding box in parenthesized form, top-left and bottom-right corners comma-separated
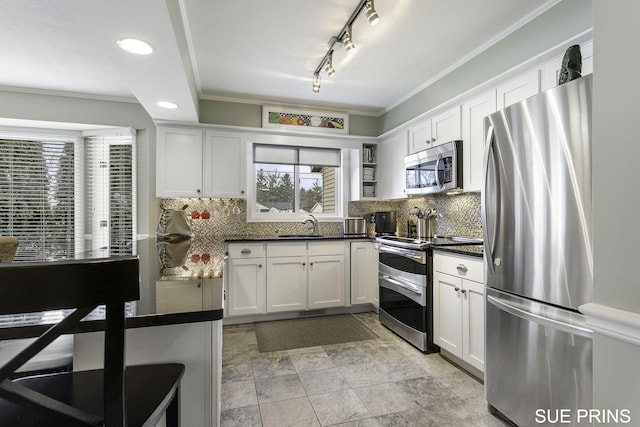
(483, 74, 593, 427)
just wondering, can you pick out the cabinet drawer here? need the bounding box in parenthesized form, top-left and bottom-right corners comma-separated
(308, 241, 345, 256)
(267, 242, 307, 257)
(433, 252, 484, 283)
(227, 242, 265, 258)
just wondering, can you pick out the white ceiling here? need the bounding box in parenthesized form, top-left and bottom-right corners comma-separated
(0, 0, 559, 123)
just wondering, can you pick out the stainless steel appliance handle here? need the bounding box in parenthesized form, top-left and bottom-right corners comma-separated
(434, 155, 443, 188)
(482, 124, 497, 276)
(487, 295, 593, 338)
(381, 275, 422, 295)
(378, 244, 425, 263)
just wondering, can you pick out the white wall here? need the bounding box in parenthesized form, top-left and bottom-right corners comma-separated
(591, 0, 640, 419)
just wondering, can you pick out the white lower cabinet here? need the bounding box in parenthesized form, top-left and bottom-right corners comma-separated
(264, 241, 346, 313)
(266, 255, 308, 312)
(350, 241, 378, 307)
(226, 243, 266, 316)
(308, 255, 346, 309)
(433, 251, 485, 372)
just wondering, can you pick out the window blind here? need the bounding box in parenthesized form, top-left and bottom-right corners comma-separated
(253, 144, 340, 167)
(83, 129, 136, 256)
(0, 136, 78, 261)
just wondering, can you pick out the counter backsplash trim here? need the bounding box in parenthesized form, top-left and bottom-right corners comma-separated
(158, 199, 344, 278)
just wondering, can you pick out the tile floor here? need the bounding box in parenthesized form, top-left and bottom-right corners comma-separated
(220, 312, 507, 426)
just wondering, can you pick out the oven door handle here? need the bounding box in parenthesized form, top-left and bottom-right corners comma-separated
(381, 275, 423, 296)
(378, 244, 425, 263)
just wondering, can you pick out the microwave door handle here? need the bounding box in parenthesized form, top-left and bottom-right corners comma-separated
(483, 124, 498, 276)
(434, 155, 443, 188)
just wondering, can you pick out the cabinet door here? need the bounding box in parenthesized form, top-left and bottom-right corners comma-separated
(409, 119, 432, 154)
(433, 271, 463, 357)
(156, 127, 203, 197)
(156, 279, 203, 314)
(308, 255, 345, 309)
(461, 90, 497, 191)
(350, 241, 378, 306)
(204, 131, 246, 199)
(377, 131, 408, 200)
(431, 106, 461, 147)
(496, 69, 540, 110)
(266, 256, 307, 312)
(227, 258, 266, 316)
(462, 279, 485, 372)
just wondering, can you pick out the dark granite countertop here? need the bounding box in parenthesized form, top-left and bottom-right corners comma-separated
(0, 238, 224, 340)
(432, 244, 484, 258)
(224, 234, 375, 243)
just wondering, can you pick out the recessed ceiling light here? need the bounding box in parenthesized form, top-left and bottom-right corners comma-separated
(157, 101, 178, 109)
(117, 38, 153, 55)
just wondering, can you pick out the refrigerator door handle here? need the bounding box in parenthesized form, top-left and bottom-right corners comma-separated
(487, 295, 593, 339)
(482, 123, 498, 275)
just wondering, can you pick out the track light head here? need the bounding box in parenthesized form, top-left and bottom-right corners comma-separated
(365, 0, 380, 26)
(312, 73, 321, 93)
(324, 51, 336, 76)
(343, 25, 355, 51)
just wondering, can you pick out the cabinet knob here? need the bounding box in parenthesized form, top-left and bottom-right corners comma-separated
(302, 262, 306, 266)
(241, 190, 245, 194)
(241, 248, 252, 254)
(310, 262, 314, 266)
(456, 264, 468, 272)
(454, 287, 460, 292)
(196, 188, 201, 194)
(460, 289, 467, 294)
(431, 137, 436, 142)
(258, 264, 262, 268)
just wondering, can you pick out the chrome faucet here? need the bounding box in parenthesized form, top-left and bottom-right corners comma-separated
(303, 214, 319, 236)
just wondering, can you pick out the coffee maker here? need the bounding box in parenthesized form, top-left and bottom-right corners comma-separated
(374, 211, 397, 236)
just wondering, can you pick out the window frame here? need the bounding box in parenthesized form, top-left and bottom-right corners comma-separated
(0, 126, 136, 260)
(247, 143, 344, 222)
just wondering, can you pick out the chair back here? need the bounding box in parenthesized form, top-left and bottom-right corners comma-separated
(0, 256, 140, 426)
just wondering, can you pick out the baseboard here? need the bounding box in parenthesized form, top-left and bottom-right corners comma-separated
(222, 304, 376, 325)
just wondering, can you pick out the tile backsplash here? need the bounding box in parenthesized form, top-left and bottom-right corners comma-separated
(156, 192, 481, 278)
(348, 192, 482, 238)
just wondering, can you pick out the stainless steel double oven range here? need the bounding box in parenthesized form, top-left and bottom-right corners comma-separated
(376, 235, 439, 352)
(376, 235, 481, 352)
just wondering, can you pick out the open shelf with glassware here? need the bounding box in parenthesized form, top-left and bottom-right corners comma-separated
(361, 143, 377, 199)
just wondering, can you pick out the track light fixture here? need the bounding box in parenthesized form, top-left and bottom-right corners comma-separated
(324, 51, 336, 76)
(311, 0, 381, 93)
(365, 0, 380, 26)
(343, 26, 356, 51)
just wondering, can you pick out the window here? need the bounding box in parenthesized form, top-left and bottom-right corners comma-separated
(0, 127, 136, 261)
(251, 144, 341, 219)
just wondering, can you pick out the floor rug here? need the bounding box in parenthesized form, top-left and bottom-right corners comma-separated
(254, 314, 378, 353)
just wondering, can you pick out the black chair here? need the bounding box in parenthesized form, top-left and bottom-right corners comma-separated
(0, 257, 185, 426)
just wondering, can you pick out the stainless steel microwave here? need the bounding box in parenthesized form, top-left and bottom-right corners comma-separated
(404, 140, 463, 195)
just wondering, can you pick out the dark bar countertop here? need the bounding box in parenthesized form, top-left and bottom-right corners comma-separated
(0, 238, 224, 340)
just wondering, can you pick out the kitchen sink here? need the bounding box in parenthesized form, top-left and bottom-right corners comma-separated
(277, 234, 324, 239)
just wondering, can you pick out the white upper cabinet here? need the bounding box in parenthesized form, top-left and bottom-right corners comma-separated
(461, 90, 497, 192)
(496, 68, 540, 110)
(156, 126, 246, 198)
(204, 130, 246, 199)
(377, 130, 408, 200)
(156, 127, 204, 198)
(409, 106, 461, 154)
